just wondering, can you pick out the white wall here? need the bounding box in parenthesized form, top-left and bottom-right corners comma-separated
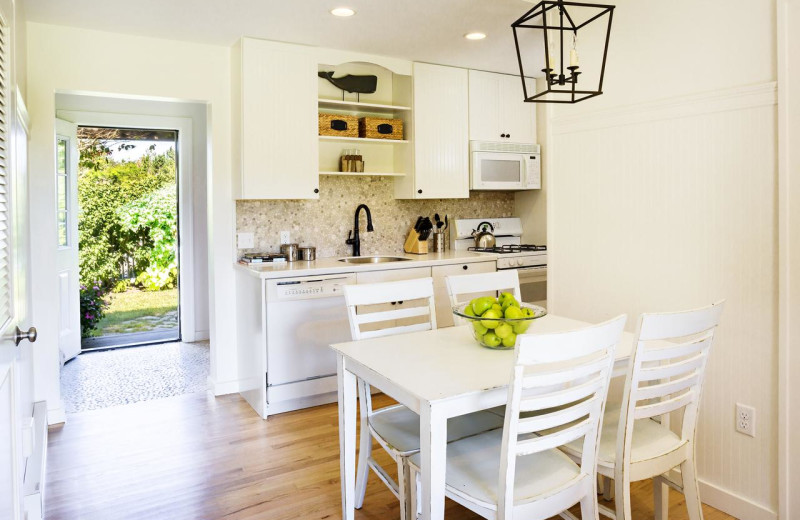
(543, 1, 779, 519)
(26, 22, 237, 422)
(53, 93, 210, 340)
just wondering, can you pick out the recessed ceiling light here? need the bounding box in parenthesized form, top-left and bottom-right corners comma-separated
(464, 32, 487, 40)
(331, 7, 356, 17)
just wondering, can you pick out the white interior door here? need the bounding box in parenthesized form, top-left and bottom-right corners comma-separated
(55, 119, 80, 362)
(1, 90, 37, 519)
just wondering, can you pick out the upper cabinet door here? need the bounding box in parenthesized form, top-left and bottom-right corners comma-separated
(238, 39, 319, 199)
(468, 70, 536, 144)
(409, 63, 469, 199)
(498, 73, 536, 144)
(468, 70, 502, 142)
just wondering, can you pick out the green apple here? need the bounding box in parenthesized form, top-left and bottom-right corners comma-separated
(494, 322, 513, 339)
(504, 306, 523, 320)
(499, 291, 514, 304)
(482, 331, 501, 348)
(472, 321, 488, 335)
(501, 297, 520, 311)
(501, 332, 517, 348)
(490, 303, 504, 314)
(480, 309, 502, 329)
(512, 321, 531, 334)
(521, 306, 535, 317)
(471, 296, 495, 316)
(463, 305, 476, 317)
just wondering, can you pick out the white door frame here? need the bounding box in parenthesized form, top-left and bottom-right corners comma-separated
(777, 0, 799, 518)
(55, 111, 197, 343)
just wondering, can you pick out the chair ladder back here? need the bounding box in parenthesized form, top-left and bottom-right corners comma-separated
(617, 301, 724, 472)
(343, 277, 437, 342)
(496, 315, 626, 517)
(446, 270, 521, 308)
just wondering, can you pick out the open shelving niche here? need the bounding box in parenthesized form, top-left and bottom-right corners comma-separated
(318, 61, 412, 178)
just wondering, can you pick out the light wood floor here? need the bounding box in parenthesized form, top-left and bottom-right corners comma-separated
(45, 392, 737, 520)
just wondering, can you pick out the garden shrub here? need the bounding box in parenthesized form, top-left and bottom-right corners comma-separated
(80, 283, 109, 335)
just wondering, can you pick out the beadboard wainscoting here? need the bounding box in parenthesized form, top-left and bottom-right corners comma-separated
(236, 176, 516, 258)
(548, 83, 778, 520)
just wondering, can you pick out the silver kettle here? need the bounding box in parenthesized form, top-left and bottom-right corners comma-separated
(471, 221, 496, 249)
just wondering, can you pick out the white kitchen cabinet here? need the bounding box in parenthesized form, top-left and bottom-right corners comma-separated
(395, 63, 469, 199)
(468, 70, 536, 144)
(431, 261, 496, 327)
(233, 38, 320, 199)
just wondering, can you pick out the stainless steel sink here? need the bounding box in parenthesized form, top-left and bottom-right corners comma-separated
(338, 256, 411, 264)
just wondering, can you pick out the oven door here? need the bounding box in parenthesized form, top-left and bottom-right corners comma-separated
(515, 266, 547, 307)
(471, 152, 525, 190)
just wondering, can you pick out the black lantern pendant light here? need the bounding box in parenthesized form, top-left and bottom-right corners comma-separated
(512, 1, 615, 103)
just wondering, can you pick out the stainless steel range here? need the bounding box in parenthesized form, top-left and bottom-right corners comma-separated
(452, 217, 547, 306)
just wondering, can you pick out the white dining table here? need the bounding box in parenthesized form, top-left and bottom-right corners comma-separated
(331, 313, 636, 520)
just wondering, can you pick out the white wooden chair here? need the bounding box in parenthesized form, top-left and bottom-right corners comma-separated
(446, 270, 522, 309)
(409, 315, 627, 520)
(343, 277, 504, 520)
(562, 301, 725, 520)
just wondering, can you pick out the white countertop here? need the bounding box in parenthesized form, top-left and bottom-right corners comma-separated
(234, 250, 498, 280)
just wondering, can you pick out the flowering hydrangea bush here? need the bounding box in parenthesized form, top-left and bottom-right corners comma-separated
(79, 283, 109, 335)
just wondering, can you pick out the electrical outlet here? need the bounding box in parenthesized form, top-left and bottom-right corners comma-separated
(237, 232, 254, 249)
(735, 403, 756, 437)
(280, 231, 291, 244)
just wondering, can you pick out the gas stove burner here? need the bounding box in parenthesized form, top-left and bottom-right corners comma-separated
(468, 244, 547, 254)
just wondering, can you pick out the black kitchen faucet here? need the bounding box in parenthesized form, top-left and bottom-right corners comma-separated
(346, 204, 374, 256)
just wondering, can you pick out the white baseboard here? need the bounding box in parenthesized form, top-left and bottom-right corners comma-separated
(207, 376, 239, 396)
(193, 329, 210, 341)
(667, 468, 777, 520)
(46, 400, 66, 426)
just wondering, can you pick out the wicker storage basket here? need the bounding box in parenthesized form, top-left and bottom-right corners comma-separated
(358, 117, 404, 140)
(318, 113, 359, 137)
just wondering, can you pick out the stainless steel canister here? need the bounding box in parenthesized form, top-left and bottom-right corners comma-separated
(432, 232, 446, 253)
(298, 246, 316, 261)
(279, 243, 300, 262)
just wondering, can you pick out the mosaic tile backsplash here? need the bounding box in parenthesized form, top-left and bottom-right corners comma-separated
(236, 176, 516, 259)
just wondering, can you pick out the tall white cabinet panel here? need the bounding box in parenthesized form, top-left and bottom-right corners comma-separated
(234, 38, 319, 200)
(396, 63, 469, 199)
(468, 70, 536, 144)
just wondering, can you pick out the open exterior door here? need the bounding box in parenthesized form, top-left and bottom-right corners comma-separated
(54, 119, 80, 362)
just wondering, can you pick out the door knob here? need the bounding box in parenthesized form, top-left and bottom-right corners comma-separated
(13, 326, 37, 346)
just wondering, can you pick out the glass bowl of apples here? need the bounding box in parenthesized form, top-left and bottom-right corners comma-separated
(452, 293, 547, 349)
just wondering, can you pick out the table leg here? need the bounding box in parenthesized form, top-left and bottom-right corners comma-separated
(419, 402, 447, 520)
(337, 355, 358, 520)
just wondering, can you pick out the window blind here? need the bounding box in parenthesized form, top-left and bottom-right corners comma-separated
(0, 21, 12, 331)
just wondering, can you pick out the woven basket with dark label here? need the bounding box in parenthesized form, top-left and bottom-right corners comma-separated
(319, 113, 359, 137)
(358, 117, 404, 140)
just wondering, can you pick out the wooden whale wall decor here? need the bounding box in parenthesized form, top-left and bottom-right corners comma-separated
(318, 71, 378, 94)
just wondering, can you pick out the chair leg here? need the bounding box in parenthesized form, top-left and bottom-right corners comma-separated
(653, 476, 669, 520)
(409, 465, 420, 520)
(582, 479, 600, 520)
(681, 459, 704, 520)
(603, 476, 614, 501)
(398, 459, 413, 520)
(614, 472, 632, 520)
(354, 411, 372, 507)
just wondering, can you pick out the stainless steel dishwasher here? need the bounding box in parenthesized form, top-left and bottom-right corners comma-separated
(264, 273, 356, 415)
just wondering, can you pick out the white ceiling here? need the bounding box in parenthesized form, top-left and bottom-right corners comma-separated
(23, 0, 543, 75)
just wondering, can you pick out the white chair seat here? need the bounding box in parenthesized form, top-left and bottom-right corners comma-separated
(370, 405, 504, 456)
(564, 405, 685, 466)
(409, 429, 583, 509)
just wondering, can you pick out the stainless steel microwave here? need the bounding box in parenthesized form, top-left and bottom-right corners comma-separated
(470, 141, 541, 191)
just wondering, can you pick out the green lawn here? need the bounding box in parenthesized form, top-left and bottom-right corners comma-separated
(91, 288, 178, 336)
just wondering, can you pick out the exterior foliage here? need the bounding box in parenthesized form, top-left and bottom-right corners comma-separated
(77, 145, 177, 335)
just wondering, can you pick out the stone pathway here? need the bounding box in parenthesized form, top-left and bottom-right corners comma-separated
(61, 341, 210, 414)
(103, 309, 179, 335)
